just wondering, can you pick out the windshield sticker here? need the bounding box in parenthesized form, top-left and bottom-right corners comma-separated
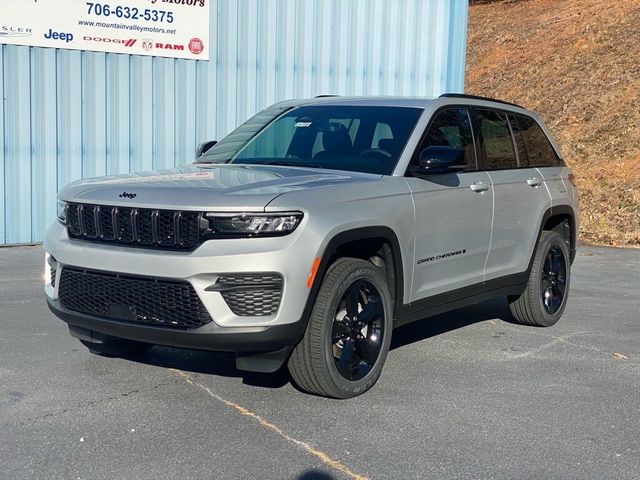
(295, 121, 312, 128)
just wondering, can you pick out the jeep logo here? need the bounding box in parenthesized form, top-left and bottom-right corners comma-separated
(44, 28, 73, 43)
(119, 192, 137, 199)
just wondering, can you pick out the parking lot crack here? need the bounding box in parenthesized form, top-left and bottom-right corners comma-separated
(502, 330, 637, 367)
(170, 368, 369, 480)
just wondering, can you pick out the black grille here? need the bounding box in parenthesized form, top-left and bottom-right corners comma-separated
(65, 203, 203, 250)
(215, 274, 283, 317)
(58, 267, 213, 329)
(81, 205, 98, 238)
(99, 207, 115, 240)
(116, 207, 134, 243)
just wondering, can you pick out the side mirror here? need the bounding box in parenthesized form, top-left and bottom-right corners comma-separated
(196, 140, 217, 158)
(408, 145, 467, 175)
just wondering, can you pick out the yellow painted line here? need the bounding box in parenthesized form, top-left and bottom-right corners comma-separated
(170, 369, 368, 480)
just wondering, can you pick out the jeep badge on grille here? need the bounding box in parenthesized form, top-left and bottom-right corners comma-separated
(119, 192, 137, 199)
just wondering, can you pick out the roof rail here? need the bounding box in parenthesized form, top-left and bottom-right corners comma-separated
(439, 93, 523, 109)
(314, 94, 341, 98)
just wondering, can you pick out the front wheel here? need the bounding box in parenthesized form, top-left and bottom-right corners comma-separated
(509, 230, 571, 327)
(288, 258, 393, 398)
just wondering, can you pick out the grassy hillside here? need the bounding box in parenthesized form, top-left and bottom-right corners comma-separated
(466, 0, 640, 246)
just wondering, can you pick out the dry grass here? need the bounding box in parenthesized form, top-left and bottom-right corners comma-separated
(466, 0, 640, 246)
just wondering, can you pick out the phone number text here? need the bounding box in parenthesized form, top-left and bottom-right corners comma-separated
(86, 3, 175, 24)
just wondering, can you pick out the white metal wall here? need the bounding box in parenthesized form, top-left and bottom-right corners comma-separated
(0, 0, 469, 244)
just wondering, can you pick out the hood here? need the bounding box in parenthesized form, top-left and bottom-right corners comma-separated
(60, 164, 382, 211)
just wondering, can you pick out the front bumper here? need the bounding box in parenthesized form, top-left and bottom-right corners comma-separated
(47, 297, 306, 354)
(44, 220, 317, 329)
(43, 220, 319, 371)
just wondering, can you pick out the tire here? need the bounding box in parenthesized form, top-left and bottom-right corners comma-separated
(288, 257, 393, 398)
(80, 337, 152, 357)
(509, 230, 571, 327)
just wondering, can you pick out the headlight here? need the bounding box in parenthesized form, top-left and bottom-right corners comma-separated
(203, 212, 303, 237)
(57, 200, 67, 225)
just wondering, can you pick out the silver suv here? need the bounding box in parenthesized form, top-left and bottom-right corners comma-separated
(45, 95, 578, 398)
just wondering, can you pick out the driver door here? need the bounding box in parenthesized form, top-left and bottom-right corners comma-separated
(406, 108, 493, 302)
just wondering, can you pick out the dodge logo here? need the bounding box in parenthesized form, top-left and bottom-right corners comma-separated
(119, 192, 137, 199)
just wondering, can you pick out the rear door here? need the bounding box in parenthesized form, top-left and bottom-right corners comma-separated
(406, 108, 493, 301)
(516, 114, 570, 204)
(475, 109, 552, 281)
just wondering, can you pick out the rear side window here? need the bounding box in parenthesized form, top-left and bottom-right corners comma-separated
(475, 110, 518, 170)
(517, 115, 558, 167)
(507, 114, 529, 166)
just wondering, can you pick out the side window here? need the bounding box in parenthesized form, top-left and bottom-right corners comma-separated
(475, 110, 518, 170)
(419, 108, 476, 169)
(507, 114, 529, 166)
(518, 115, 558, 167)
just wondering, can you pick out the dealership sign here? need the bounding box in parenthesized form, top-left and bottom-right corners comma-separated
(0, 0, 210, 60)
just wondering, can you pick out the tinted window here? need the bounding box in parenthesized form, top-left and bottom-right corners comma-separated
(371, 122, 394, 148)
(239, 115, 297, 159)
(199, 105, 291, 163)
(419, 108, 476, 169)
(201, 106, 422, 175)
(475, 110, 518, 170)
(507, 114, 528, 166)
(311, 118, 361, 157)
(518, 115, 558, 167)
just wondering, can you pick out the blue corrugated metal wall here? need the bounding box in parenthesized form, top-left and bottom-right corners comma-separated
(0, 0, 468, 245)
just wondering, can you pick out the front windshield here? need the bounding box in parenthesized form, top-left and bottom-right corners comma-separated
(199, 105, 423, 175)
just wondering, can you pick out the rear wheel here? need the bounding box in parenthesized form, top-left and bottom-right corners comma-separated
(80, 337, 152, 357)
(509, 230, 570, 327)
(288, 257, 393, 398)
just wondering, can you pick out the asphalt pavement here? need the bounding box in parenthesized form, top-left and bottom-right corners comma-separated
(1, 245, 638, 479)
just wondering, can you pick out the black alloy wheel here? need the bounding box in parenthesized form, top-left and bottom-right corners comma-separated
(331, 280, 385, 381)
(508, 230, 571, 327)
(287, 257, 393, 398)
(541, 245, 567, 314)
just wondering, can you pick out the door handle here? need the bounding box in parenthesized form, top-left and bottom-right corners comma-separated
(470, 182, 489, 193)
(527, 177, 542, 187)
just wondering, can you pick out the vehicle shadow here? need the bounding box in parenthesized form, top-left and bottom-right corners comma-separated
(297, 470, 336, 480)
(132, 346, 292, 389)
(391, 297, 514, 350)
(131, 297, 515, 390)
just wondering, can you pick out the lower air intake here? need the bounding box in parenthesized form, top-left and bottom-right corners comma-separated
(58, 267, 213, 329)
(214, 273, 283, 317)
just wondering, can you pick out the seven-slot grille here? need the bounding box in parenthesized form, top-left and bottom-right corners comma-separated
(58, 267, 213, 329)
(65, 203, 202, 250)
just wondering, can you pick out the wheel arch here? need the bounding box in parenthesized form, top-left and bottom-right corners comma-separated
(536, 205, 577, 266)
(301, 227, 405, 326)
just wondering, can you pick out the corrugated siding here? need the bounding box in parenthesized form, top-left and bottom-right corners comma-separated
(0, 0, 468, 245)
